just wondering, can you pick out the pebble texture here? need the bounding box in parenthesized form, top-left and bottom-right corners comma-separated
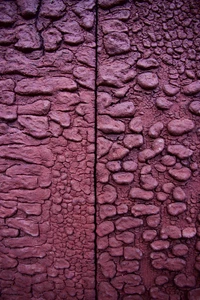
(0, 1, 96, 300)
(0, 0, 200, 300)
(96, 0, 200, 299)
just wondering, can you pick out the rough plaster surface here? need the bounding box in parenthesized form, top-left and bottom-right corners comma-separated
(0, 0, 200, 299)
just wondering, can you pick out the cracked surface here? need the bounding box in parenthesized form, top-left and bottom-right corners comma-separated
(0, 0, 200, 299)
(96, 0, 200, 299)
(0, 1, 96, 299)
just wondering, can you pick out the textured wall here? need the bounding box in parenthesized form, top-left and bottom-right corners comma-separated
(96, 0, 200, 299)
(0, 0, 200, 299)
(0, 1, 96, 299)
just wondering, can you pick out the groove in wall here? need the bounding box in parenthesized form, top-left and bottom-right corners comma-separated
(94, 0, 99, 299)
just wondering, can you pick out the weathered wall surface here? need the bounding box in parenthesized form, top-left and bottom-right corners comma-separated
(0, 0, 200, 299)
(96, 0, 200, 299)
(0, 1, 96, 299)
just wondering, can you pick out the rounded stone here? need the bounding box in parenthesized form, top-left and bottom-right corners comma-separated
(142, 230, 157, 242)
(174, 273, 196, 288)
(129, 117, 143, 133)
(106, 161, 121, 172)
(167, 202, 187, 216)
(123, 134, 143, 149)
(156, 97, 173, 110)
(104, 32, 130, 55)
(172, 187, 186, 201)
(137, 72, 159, 90)
(160, 225, 182, 239)
(148, 122, 164, 138)
(123, 160, 138, 172)
(100, 205, 117, 220)
(137, 58, 159, 69)
(161, 155, 176, 166)
(168, 167, 191, 181)
(182, 227, 196, 238)
(112, 172, 134, 184)
(155, 275, 169, 286)
(131, 204, 159, 217)
(189, 101, 200, 115)
(163, 84, 179, 96)
(167, 144, 193, 159)
(150, 240, 170, 251)
(167, 118, 195, 136)
(96, 221, 115, 237)
(172, 244, 189, 256)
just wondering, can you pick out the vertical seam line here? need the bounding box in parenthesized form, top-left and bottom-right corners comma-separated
(94, 0, 98, 299)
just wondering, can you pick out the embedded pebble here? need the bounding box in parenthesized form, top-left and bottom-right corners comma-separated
(160, 225, 182, 239)
(104, 101, 135, 117)
(148, 122, 164, 138)
(117, 260, 139, 273)
(98, 115, 125, 133)
(167, 202, 187, 216)
(162, 182, 175, 193)
(157, 192, 168, 202)
(124, 246, 143, 260)
(172, 244, 189, 256)
(150, 240, 170, 251)
(122, 161, 137, 171)
(161, 155, 176, 166)
(98, 184, 117, 204)
(112, 172, 134, 184)
(137, 72, 159, 90)
(106, 160, 121, 172)
(146, 215, 160, 228)
(104, 32, 130, 55)
(116, 231, 135, 244)
(183, 80, 200, 95)
(174, 273, 196, 288)
(102, 20, 128, 34)
(100, 205, 117, 220)
(140, 174, 158, 190)
(123, 134, 144, 149)
(172, 187, 186, 201)
(155, 276, 169, 286)
(129, 117, 143, 133)
(156, 97, 173, 110)
(167, 144, 193, 159)
(152, 138, 165, 154)
(117, 204, 128, 215)
(163, 84, 179, 96)
(97, 137, 113, 158)
(99, 0, 127, 9)
(96, 221, 115, 237)
(167, 119, 195, 136)
(131, 204, 160, 217)
(182, 227, 197, 238)
(136, 58, 159, 69)
(107, 143, 129, 160)
(189, 101, 200, 115)
(115, 217, 143, 231)
(138, 149, 156, 162)
(141, 165, 151, 174)
(168, 167, 191, 181)
(130, 188, 154, 200)
(142, 230, 157, 242)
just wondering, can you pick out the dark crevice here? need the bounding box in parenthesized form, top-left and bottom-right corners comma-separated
(94, 0, 98, 299)
(35, 0, 45, 56)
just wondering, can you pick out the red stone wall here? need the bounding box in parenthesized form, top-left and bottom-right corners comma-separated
(0, 0, 200, 299)
(0, 1, 96, 299)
